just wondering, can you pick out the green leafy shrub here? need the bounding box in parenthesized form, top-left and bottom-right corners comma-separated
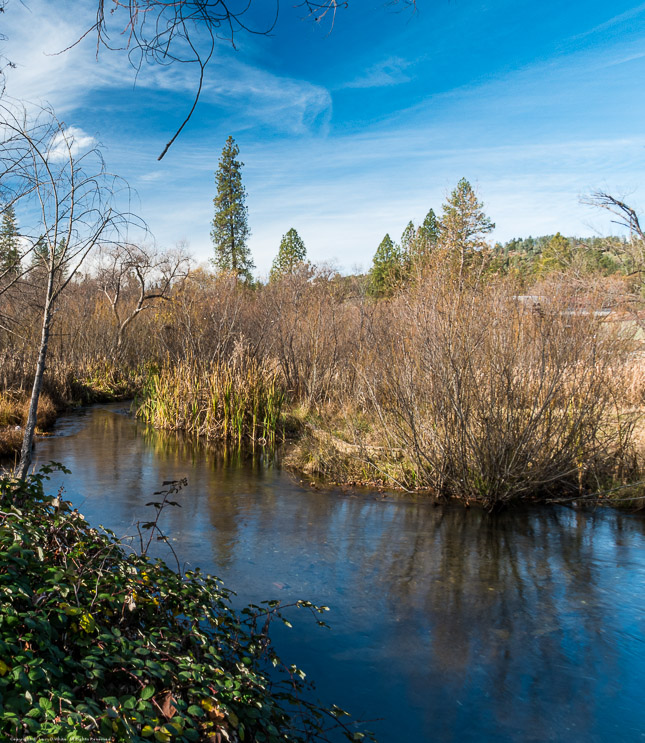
(0, 465, 370, 742)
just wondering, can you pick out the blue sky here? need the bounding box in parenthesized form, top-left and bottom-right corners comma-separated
(3, 0, 645, 275)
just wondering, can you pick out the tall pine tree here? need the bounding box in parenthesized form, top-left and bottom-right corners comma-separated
(369, 233, 402, 297)
(211, 136, 254, 282)
(0, 204, 20, 277)
(270, 228, 307, 281)
(439, 178, 494, 283)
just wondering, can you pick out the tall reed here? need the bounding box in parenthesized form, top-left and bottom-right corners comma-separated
(136, 351, 286, 444)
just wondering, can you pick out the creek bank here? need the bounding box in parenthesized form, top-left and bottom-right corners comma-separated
(0, 371, 140, 459)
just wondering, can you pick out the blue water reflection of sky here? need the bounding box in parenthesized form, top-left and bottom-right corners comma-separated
(35, 404, 645, 742)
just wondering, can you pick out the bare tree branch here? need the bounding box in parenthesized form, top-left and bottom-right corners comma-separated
(58, 0, 417, 158)
(584, 191, 645, 242)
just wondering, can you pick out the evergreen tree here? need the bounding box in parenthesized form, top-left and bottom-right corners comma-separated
(0, 204, 20, 276)
(211, 136, 253, 282)
(400, 221, 416, 256)
(369, 233, 402, 297)
(439, 178, 494, 282)
(408, 208, 440, 269)
(399, 220, 416, 277)
(536, 232, 572, 276)
(270, 228, 307, 281)
(418, 208, 440, 250)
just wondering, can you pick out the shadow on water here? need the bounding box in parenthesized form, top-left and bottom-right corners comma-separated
(34, 403, 645, 743)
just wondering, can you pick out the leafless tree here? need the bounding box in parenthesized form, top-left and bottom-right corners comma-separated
(97, 241, 190, 355)
(585, 191, 645, 286)
(585, 191, 645, 242)
(0, 101, 136, 479)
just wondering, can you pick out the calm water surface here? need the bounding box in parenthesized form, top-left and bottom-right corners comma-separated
(34, 403, 645, 742)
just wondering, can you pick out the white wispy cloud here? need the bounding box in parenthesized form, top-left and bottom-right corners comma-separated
(569, 2, 645, 42)
(345, 56, 413, 88)
(202, 60, 332, 135)
(1, 0, 331, 137)
(2, 0, 127, 110)
(48, 126, 97, 162)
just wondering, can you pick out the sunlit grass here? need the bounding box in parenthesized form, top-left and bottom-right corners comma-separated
(136, 355, 286, 444)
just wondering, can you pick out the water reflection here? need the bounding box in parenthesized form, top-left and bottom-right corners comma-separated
(35, 404, 645, 743)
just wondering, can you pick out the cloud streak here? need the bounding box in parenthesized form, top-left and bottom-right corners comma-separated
(2, 0, 332, 138)
(345, 56, 413, 88)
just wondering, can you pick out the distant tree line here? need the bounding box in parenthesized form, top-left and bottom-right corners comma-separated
(491, 233, 626, 277)
(367, 177, 494, 296)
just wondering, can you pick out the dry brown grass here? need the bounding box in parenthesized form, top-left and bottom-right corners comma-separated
(0, 390, 60, 460)
(0, 426, 23, 458)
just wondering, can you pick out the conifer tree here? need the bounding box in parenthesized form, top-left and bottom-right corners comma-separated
(439, 178, 494, 283)
(399, 220, 416, 278)
(369, 233, 402, 297)
(536, 233, 572, 276)
(400, 221, 416, 256)
(270, 228, 307, 281)
(405, 209, 441, 272)
(418, 208, 440, 251)
(0, 204, 20, 277)
(211, 136, 253, 282)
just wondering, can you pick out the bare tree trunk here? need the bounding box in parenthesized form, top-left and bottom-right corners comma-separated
(0, 101, 137, 482)
(16, 293, 53, 479)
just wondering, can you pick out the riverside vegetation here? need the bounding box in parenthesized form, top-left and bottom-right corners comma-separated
(2, 121, 645, 742)
(2, 120, 643, 509)
(0, 251, 644, 510)
(0, 465, 373, 742)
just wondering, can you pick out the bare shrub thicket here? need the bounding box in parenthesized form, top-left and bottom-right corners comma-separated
(352, 273, 637, 505)
(258, 265, 369, 407)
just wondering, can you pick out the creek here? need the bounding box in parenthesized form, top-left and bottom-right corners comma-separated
(34, 403, 645, 742)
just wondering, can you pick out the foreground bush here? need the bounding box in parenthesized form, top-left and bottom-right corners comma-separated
(0, 466, 369, 742)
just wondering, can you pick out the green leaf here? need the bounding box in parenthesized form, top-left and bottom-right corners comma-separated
(79, 613, 96, 633)
(140, 685, 155, 700)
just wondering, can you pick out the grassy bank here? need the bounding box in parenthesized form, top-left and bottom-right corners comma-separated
(0, 466, 370, 742)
